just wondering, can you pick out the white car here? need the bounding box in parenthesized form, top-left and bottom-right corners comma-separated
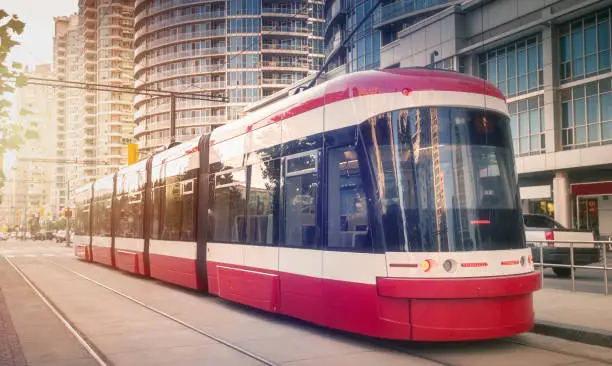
(0, 233, 8, 241)
(524, 213, 600, 277)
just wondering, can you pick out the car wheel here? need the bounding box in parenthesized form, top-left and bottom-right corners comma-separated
(553, 267, 572, 278)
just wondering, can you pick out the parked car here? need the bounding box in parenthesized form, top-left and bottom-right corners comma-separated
(523, 213, 600, 277)
(0, 232, 8, 241)
(55, 230, 67, 243)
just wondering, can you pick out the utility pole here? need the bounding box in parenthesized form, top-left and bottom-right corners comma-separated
(66, 180, 71, 246)
(170, 93, 176, 145)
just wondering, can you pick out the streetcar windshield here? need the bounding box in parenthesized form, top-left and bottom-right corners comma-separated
(361, 107, 524, 252)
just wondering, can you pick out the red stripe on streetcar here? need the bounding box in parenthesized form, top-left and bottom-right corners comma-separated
(461, 262, 488, 268)
(389, 263, 419, 268)
(501, 260, 520, 266)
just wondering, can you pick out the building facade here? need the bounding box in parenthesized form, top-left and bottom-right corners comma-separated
(53, 2, 135, 208)
(133, 0, 325, 156)
(79, 0, 136, 177)
(10, 65, 57, 228)
(53, 14, 81, 212)
(377, 0, 612, 238)
(323, 0, 456, 74)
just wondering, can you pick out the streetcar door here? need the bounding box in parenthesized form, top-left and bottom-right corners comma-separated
(279, 150, 323, 321)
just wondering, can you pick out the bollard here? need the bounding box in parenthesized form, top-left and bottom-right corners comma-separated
(605, 240, 609, 296)
(540, 244, 544, 285)
(570, 242, 575, 292)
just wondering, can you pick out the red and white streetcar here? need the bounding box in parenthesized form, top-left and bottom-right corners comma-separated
(73, 68, 541, 341)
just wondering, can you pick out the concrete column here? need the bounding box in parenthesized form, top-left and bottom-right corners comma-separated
(553, 171, 571, 227)
(541, 25, 561, 153)
(521, 199, 530, 213)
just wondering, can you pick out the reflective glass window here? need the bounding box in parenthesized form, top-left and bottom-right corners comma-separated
(479, 35, 543, 97)
(326, 147, 371, 252)
(559, 8, 612, 83)
(283, 152, 319, 248)
(213, 169, 247, 243)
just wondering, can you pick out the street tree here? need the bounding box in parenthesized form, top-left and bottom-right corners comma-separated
(0, 9, 37, 204)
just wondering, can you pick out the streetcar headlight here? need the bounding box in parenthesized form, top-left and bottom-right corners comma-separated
(420, 259, 433, 272)
(442, 259, 456, 273)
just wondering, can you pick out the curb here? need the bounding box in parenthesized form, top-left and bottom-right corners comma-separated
(533, 320, 612, 348)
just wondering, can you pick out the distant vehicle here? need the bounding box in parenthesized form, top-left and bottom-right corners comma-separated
(24, 232, 32, 240)
(0, 233, 8, 241)
(523, 213, 600, 277)
(55, 230, 69, 243)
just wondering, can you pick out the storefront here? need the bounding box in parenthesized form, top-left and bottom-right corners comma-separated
(571, 181, 612, 240)
(520, 185, 554, 217)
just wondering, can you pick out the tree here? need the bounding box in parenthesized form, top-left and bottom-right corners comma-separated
(0, 9, 36, 204)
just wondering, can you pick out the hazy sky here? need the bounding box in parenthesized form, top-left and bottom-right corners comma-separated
(1, 1, 77, 175)
(1, 0, 78, 67)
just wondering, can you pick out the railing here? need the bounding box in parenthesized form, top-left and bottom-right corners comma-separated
(262, 7, 307, 16)
(148, 28, 226, 49)
(530, 239, 612, 295)
(262, 78, 298, 85)
(261, 25, 309, 34)
(135, 10, 225, 39)
(262, 43, 310, 52)
(262, 60, 309, 68)
(146, 46, 226, 65)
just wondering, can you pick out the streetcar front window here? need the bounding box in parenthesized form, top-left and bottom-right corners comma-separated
(361, 107, 524, 252)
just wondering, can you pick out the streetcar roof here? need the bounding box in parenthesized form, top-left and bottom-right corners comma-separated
(209, 68, 504, 147)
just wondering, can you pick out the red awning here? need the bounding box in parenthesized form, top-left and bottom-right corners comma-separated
(571, 181, 612, 196)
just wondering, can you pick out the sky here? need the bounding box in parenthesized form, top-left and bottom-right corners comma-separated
(1, 1, 77, 176)
(1, 0, 77, 67)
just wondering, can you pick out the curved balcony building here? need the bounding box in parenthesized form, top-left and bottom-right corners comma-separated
(134, 0, 324, 155)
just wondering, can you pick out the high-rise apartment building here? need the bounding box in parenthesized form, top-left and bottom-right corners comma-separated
(53, 14, 80, 211)
(53, 1, 135, 207)
(133, 0, 325, 155)
(80, 0, 136, 177)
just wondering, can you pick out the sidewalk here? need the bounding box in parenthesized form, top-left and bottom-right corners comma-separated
(0, 257, 97, 366)
(533, 288, 612, 348)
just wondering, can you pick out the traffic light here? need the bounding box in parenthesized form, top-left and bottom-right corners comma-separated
(40, 207, 45, 216)
(65, 208, 72, 218)
(128, 143, 139, 165)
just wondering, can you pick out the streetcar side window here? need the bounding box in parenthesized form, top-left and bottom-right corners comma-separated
(326, 147, 371, 252)
(181, 179, 197, 242)
(151, 186, 163, 240)
(161, 182, 182, 241)
(115, 191, 144, 239)
(246, 161, 280, 245)
(283, 152, 320, 248)
(213, 169, 248, 243)
(92, 198, 112, 237)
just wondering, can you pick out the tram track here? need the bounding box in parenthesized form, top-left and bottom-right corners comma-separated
(5, 255, 278, 366)
(8, 253, 611, 366)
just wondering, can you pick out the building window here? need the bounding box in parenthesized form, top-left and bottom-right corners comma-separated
(434, 57, 454, 71)
(479, 34, 543, 98)
(508, 95, 545, 156)
(559, 8, 611, 83)
(561, 78, 612, 149)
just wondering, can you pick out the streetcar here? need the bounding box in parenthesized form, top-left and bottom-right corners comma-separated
(73, 68, 541, 341)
